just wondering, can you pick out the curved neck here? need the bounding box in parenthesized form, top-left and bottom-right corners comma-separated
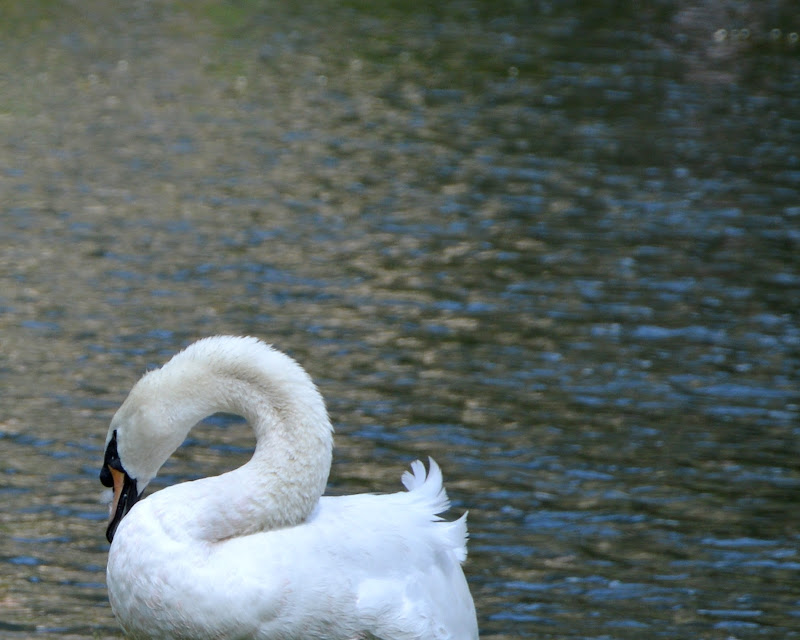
(114, 338, 333, 542)
(188, 372, 332, 540)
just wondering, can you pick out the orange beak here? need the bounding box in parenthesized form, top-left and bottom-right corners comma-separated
(105, 465, 139, 543)
(100, 430, 140, 543)
(109, 467, 126, 519)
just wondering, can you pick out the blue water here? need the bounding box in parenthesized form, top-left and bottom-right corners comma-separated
(1, 2, 799, 638)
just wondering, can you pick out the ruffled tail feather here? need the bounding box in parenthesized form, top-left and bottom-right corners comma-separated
(401, 458, 469, 563)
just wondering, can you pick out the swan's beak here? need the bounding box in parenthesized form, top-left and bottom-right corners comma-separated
(100, 429, 141, 543)
(104, 467, 139, 543)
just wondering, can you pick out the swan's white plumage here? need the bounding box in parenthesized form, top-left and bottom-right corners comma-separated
(103, 336, 478, 640)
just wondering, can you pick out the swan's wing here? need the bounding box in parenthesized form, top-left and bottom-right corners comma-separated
(315, 460, 477, 640)
(193, 461, 478, 639)
(207, 462, 476, 639)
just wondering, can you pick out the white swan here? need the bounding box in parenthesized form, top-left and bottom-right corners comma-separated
(100, 335, 478, 639)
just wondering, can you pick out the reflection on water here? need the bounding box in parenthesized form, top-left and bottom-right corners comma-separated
(1, 1, 799, 638)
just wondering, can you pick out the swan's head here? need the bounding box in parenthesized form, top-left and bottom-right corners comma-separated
(100, 361, 206, 543)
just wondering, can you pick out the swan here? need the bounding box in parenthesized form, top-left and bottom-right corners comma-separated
(99, 335, 478, 639)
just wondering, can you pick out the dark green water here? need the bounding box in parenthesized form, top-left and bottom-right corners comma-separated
(1, 2, 799, 638)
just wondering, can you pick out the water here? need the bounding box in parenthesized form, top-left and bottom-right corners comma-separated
(1, 2, 799, 638)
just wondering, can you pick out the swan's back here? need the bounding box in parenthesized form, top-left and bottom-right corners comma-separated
(212, 459, 477, 640)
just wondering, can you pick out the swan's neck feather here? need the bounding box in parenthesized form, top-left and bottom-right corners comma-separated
(110, 336, 333, 540)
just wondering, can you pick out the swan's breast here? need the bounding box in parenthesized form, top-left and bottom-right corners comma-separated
(107, 496, 294, 639)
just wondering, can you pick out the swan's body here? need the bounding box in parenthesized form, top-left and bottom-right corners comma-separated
(100, 336, 478, 640)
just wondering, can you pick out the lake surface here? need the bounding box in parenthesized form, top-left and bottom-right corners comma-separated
(1, 2, 799, 638)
